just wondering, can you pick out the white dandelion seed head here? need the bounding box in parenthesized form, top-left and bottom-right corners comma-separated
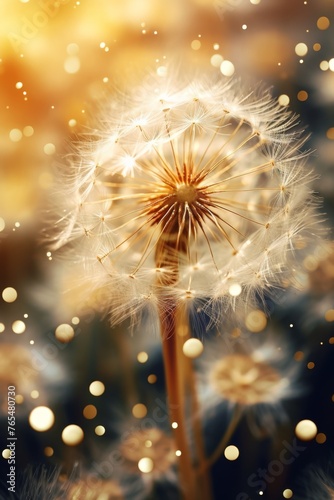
(48, 71, 325, 326)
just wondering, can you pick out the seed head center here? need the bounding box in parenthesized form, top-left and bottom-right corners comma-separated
(175, 184, 198, 204)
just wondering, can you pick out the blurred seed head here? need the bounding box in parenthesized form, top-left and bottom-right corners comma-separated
(67, 478, 124, 499)
(295, 462, 334, 500)
(209, 352, 285, 406)
(200, 326, 301, 436)
(119, 427, 176, 478)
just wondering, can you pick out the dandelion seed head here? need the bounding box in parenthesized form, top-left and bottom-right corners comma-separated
(68, 478, 124, 499)
(119, 427, 176, 477)
(49, 71, 324, 326)
(200, 327, 301, 436)
(209, 353, 283, 406)
(13, 465, 125, 500)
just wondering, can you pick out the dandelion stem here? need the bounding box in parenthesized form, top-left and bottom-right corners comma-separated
(174, 306, 214, 499)
(184, 340, 214, 498)
(200, 404, 243, 471)
(157, 237, 213, 499)
(160, 303, 197, 500)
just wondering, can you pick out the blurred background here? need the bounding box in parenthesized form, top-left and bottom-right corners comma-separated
(0, 0, 334, 498)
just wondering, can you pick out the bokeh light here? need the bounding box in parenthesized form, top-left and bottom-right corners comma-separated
(245, 310, 267, 332)
(138, 457, 154, 473)
(12, 320, 26, 334)
(29, 406, 55, 432)
(61, 425, 84, 446)
(295, 419, 317, 441)
(182, 338, 204, 359)
(55, 323, 75, 343)
(2, 287, 17, 303)
(224, 445, 239, 461)
(132, 403, 148, 418)
(89, 381, 105, 396)
(83, 405, 97, 419)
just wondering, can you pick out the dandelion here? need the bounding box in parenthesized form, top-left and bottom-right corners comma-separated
(198, 329, 301, 466)
(6, 465, 73, 499)
(209, 352, 288, 407)
(47, 69, 324, 499)
(205, 337, 298, 426)
(49, 72, 322, 328)
(67, 478, 124, 499)
(7, 464, 126, 500)
(94, 425, 178, 499)
(295, 462, 334, 500)
(119, 427, 177, 479)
